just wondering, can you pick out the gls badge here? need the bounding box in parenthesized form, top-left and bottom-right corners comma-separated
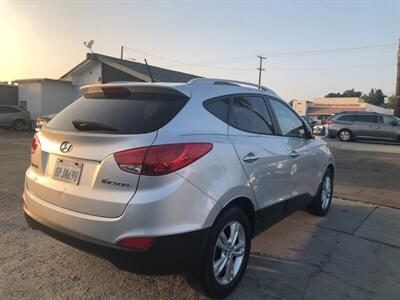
(101, 178, 130, 188)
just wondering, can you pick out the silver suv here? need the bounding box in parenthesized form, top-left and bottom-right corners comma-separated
(327, 112, 400, 142)
(0, 105, 31, 131)
(24, 79, 335, 298)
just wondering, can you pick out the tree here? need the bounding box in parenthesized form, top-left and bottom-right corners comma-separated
(362, 88, 386, 107)
(386, 95, 397, 109)
(325, 89, 362, 98)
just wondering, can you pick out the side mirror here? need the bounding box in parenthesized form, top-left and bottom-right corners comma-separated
(300, 126, 314, 139)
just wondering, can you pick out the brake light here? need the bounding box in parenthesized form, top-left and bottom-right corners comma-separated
(31, 134, 39, 154)
(324, 120, 332, 126)
(101, 86, 131, 98)
(114, 143, 213, 176)
(117, 237, 155, 250)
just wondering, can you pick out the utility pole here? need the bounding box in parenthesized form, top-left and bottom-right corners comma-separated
(394, 39, 400, 117)
(257, 55, 266, 88)
(120, 46, 124, 60)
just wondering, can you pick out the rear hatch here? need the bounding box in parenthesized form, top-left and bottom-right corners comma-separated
(27, 84, 189, 218)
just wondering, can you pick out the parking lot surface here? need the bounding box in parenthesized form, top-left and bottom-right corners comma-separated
(1, 131, 400, 299)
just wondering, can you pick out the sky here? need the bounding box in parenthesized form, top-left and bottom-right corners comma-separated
(0, 0, 399, 100)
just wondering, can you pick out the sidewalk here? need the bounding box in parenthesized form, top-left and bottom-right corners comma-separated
(230, 198, 400, 299)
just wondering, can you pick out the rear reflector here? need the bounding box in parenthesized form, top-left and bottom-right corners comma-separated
(31, 133, 39, 154)
(117, 237, 155, 250)
(114, 143, 212, 176)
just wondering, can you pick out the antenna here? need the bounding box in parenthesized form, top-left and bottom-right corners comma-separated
(83, 40, 94, 53)
(144, 59, 154, 82)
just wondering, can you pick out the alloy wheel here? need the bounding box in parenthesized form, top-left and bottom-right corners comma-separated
(339, 130, 351, 141)
(321, 176, 332, 209)
(213, 221, 246, 285)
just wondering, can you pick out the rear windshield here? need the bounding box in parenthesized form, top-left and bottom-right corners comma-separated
(47, 95, 188, 134)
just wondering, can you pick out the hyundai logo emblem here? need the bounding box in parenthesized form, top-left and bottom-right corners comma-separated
(60, 141, 73, 153)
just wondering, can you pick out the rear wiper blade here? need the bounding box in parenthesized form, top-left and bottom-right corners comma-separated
(72, 120, 119, 132)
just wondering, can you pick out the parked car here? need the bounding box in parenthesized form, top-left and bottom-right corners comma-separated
(35, 113, 56, 130)
(326, 112, 400, 142)
(301, 115, 317, 129)
(0, 105, 31, 131)
(23, 79, 335, 298)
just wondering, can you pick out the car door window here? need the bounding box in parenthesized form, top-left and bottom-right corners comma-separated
(378, 115, 396, 125)
(0, 106, 19, 113)
(269, 99, 305, 137)
(229, 96, 274, 134)
(338, 115, 354, 122)
(353, 115, 377, 123)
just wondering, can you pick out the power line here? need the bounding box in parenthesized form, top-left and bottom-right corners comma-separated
(122, 42, 396, 69)
(261, 43, 397, 57)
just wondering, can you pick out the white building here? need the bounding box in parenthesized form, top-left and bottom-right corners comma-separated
(293, 97, 393, 122)
(13, 53, 199, 119)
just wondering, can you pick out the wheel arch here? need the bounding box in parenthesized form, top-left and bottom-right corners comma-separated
(211, 196, 256, 236)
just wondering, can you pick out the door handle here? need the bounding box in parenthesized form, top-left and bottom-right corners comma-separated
(243, 153, 259, 163)
(290, 151, 300, 159)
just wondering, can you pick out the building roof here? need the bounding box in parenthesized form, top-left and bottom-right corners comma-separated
(307, 105, 364, 116)
(60, 53, 201, 83)
(12, 78, 72, 84)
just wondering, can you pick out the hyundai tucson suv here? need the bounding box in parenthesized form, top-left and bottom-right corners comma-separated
(327, 112, 400, 142)
(24, 79, 335, 298)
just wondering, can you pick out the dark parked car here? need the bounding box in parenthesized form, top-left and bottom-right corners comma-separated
(327, 112, 400, 142)
(0, 105, 31, 131)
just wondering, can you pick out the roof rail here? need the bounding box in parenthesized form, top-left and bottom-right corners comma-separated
(188, 78, 270, 92)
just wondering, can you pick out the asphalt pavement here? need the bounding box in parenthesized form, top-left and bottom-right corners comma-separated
(0, 130, 399, 299)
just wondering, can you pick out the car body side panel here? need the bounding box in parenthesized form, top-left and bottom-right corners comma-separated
(280, 136, 321, 197)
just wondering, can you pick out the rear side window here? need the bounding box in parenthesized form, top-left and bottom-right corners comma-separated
(204, 98, 230, 123)
(353, 115, 377, 123)
(47, 95, 188, 134)
(337, 115, 354, 122)
(230, 96, 274, 134)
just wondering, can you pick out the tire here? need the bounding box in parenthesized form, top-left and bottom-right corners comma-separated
(191, 207, 251, 299)
(337, 129, 353, 142)
(307, 169, 333, 217)
(12, 119, 26, 131)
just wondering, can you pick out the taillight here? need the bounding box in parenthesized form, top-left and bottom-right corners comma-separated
(114, 143, 213, 176)
(31, 134, 39, 154)
(117, 237, 155, 250)
(324, 120, 332, 126)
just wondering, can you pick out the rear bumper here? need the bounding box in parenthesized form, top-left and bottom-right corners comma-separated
(24, 205, 210, 274)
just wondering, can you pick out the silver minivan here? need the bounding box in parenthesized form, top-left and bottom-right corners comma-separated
(24, 79, 335, 298)
(327, 112, 400, 142)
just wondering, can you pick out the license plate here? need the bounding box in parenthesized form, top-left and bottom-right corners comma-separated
(53, 159, 83, 185)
